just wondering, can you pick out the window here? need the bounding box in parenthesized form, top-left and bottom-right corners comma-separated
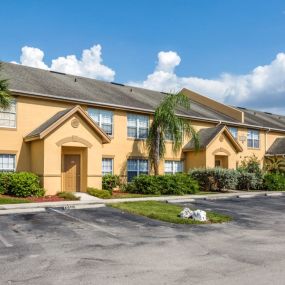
(0, 100, 16, 128)
(102, 158, 113, 176)
(164, 160, 183, 174)
(228, 127, 238, 139)
(127, 114, 149, 139)
(0, 154, 15, 172)
(164, 127, 183, 141)
(88, 108, 113, 136)
(127, 159, 148, 182)
(247, 129, 260, 148)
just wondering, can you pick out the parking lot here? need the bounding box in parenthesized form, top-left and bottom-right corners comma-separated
(0, 196, 285, 285)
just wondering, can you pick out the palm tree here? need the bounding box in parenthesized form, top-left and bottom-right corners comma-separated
(264, 156, 285, 174)
(0, 62, 11, 109)
(147, 92, 199, 175)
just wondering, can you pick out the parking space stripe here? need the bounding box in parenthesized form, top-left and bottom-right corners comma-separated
(0, 234, 13, 248)
(48, 208, 118, 238)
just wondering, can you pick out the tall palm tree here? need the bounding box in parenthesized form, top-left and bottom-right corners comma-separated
(147, 92, 199, 175)
(0, 62, 11, 109)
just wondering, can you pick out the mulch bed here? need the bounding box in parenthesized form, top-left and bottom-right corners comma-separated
(26, 196, 65, 202)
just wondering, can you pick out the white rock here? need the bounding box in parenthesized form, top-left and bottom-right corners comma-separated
(192, 209, 207, 222)
(179, 208, 193, 219)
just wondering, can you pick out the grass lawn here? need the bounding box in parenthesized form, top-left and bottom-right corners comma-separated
(0, 195, 30, 204)
(109, 201, 232, 224)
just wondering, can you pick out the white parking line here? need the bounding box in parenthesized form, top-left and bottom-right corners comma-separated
(0, 234, 13, 248)
(48, 208, 117, 238)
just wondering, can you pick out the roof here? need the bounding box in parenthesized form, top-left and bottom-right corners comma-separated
(24, 105, 111, 143)
(1, 62, 285, 131)
(266, 138, 285, 156)
(183, 125, 243, 152)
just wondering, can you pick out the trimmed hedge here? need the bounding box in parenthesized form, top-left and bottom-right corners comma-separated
(189, 168, 239, 191)
(87, 187, 112, 199)
(189, 168, 262, 191)
(102, 174, 120, 192)
(0, 172, 44, 197)
(263, 173, 285, 191)
(126, 174, 199, 195)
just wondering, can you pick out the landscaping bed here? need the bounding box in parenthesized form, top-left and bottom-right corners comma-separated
(109, 201, 232, 224)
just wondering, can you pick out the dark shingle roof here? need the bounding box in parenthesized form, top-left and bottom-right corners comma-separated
(25, 108, 72, 139)
(183, 125, 224, 151)
(266, 138, 285, 155)
(1, 62, 285, 131)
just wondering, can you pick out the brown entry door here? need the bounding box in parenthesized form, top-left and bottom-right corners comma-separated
(63, 155, 81, 192)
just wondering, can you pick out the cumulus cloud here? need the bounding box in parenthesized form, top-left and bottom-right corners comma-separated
(14, 45, 115, 81)
(129, 51, 285, 113)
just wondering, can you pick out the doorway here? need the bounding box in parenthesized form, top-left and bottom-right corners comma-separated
(63, 154, 81, 192)
(214, 155, 229, 168)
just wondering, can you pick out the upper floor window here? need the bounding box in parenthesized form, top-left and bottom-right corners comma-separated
(127, 159, 148, 182)
(102, 158, 113, 176)
(247, 129, 259, 148)
(164, 127, 183, 141)
(0, 100, 16, 128)
(88, 108, 113, 136)
(164, 160, 183, 174)
(228, 127, 238, 139)
(127, 114, 149, 139)
(0, 154, 15, 172)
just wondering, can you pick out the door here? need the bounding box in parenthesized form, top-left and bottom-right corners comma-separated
(63, 154, 81, 192)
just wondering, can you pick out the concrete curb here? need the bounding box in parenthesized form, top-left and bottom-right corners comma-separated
(0, 208, 46, 215)
(0, 191, 284, 213)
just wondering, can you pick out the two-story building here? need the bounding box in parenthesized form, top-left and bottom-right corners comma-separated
(1, 62, 285, 195)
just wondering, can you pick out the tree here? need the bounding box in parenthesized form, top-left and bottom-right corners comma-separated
(0, 62, 11, 109)
(147, 92, 199, 175)
(264, 156, 285, 174)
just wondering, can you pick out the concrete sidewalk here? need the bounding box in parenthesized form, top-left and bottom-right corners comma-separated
(0, 191, 284, 215)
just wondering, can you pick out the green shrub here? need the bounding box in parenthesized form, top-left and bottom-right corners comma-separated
(239, 154, 263, 183)
(57, 192, 80, 200)
(0, 172, 12, 195)
(8, 172, 45, 197)
(87, 187, 112, 199)
(189, 168, 238, 191)
(102, 174, 120, 192)
(237, 172, 260, 190)
(126, 174, 199, 195)
(263, 173, 285, 191)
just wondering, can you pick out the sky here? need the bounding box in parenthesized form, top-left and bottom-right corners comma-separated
(1, 0, 285, 114)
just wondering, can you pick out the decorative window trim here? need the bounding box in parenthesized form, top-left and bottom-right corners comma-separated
(88, 108, 113, 136)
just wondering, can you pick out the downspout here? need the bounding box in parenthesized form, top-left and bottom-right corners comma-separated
(216, 121, 222, 127)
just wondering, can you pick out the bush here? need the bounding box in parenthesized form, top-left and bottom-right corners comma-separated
(1, 172, 45, 197)
(102, 174, 120, 193)
(240, 155, 263, 180)
(0, 172, 12, 195)
(87, 187, 112, 199)
(126, 174, 199, 195)
(57, 192, 80, 200)
(189, 168, 238, 191)
(237, 172, 260, 190)
(263, 173, 285, 191)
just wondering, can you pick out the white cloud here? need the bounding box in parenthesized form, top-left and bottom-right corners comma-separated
(129, 51, 285, 113)
(14, 45, 115, 81)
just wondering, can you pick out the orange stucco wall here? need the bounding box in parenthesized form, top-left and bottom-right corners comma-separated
(1, 95, 285, 195)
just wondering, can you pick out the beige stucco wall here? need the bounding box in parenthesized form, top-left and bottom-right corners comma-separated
(1, 95, 285, 195)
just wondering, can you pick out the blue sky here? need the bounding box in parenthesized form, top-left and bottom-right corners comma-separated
(1, 0, 285, 113)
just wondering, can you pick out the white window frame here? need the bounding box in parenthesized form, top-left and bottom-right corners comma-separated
(228, 127, 238, 139)
(0, 154, 16, 172)
(127, 114, 149, 139)
(102, 158, 113, 176)
(247, 129, 260, 148)
(164, 160, 184, 174)
(0, 100, 16, 128)
(127, 159, 149, 182)
(88, 108, 113, 136)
